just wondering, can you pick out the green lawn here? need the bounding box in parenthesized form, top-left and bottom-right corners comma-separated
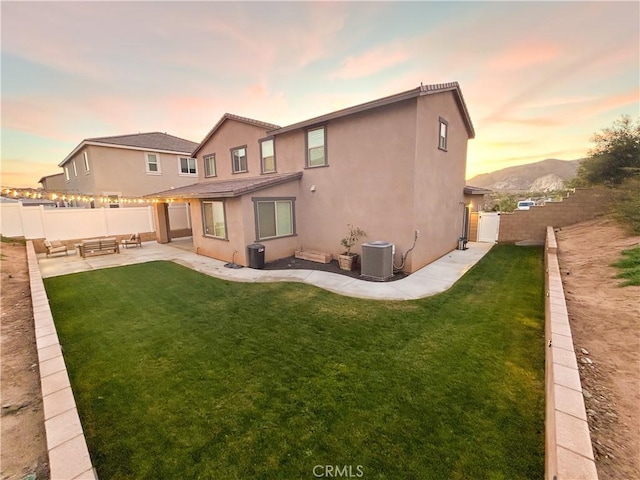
(45, 245, 545, 480)
(612, 245, 640, 286)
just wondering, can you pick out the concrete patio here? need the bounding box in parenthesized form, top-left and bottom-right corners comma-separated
(37, 238, 493, 301)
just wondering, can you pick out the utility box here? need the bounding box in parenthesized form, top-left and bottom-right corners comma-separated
(247, 243, 265, 269)
(361, 241, 394, 281)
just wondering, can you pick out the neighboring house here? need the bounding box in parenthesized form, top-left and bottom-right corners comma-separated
(0, 196, 56, 207)
(38, 173, 67, 192)
(149, 83, 475, 273)
(57, 132, 199, 206)
(464, 185, 492, 213)
(463, 185, 493, 244)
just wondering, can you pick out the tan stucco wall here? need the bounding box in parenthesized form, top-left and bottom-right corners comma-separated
(196, 120, 274, 181)
(292, 100, 419, 267)
(188, 92, 471, 273)
(40, 174, 67, 192)
(411, 92, 469, 271)
(191, 181, 302, 266)
(61, 145, 198, 199)
(464, 193, 485, 213)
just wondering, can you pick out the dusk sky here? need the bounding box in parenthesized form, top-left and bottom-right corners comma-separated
(1, 1, 638, 188)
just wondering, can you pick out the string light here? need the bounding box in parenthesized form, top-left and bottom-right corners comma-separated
(0, 186, 175, 205)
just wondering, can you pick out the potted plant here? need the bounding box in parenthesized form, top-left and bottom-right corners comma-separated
(338, 224, 366, 271)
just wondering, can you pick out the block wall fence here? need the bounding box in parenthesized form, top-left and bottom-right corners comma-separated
(26, 241, 98, 479)
(545, 226, 598, 480)
(499, 188, 613, 244)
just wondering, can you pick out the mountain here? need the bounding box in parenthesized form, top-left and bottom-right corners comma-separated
(467, 159, 582, 192)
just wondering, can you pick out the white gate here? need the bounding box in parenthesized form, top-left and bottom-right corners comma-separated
(477, 211, 500, 243)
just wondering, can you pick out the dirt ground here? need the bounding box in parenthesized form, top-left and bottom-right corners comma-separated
(1, 241, 49, 480)
(557, 217, 640, 480)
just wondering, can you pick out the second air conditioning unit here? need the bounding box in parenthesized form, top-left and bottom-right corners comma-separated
(361, 241, 394, 281)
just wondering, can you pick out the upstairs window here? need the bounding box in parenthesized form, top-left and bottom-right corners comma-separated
(306, 126, 327, 167)
(204, 154, 217, 177)
(64, 166, 70, 181)
(146, 153, 161, 174)
(72, 161, 78, 177)
(83, 151, 90, 172)
(179, 157, 197, 175)
(260, 138, 276, 173)
(231, 146, 247, 173)
(438, 118, 448, 151)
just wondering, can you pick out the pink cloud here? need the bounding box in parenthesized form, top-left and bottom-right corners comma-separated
(573, 90, 640, 119)
(489, 42, 562, 70)
(330, 43, 411, 80)
(483, 116, 564, 127)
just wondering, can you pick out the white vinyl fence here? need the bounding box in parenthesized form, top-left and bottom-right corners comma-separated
(0, 203, 190, 240)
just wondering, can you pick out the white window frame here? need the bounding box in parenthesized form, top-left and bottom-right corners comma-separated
(253, 197, 295, 241)
(64, 166, 70, 181)
(83, 151, 90, 172)
(104, 192, 121, 209)
(178, 156, 197, 176)
(204, 154, 217, 178)
(438, 118, 448, 151)
(145, 152, 162, 175)
(72, 160, 78, 177)
(306, 126, 327, 168)
(202, 200, 227, 239)
(231, 146, 248, 174)
(260, 138, 276, 174)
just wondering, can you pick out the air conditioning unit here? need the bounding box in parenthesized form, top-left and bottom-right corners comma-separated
(361, 241, 394, 281)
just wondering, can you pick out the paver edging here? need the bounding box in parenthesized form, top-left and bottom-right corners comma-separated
(26, 241, 98, 480)
(544, 227, 598, 480)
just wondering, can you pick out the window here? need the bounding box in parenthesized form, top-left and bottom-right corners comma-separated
(72, 161, 78, 177)
(107, 195, 120, 209)
(254, 198, 295, 240)
(231, 146, 247, 173)
(83, 151, 90, 172)
(204, 154, 217, 177)
(146, 153, 161, 174)
(202, 201, 226, 239)
(179, 157, 197, 175)
(260, 138, 276, 173)
(64, 166, 70, 181)
(438, 118, 448, 151)
(306, 126, 326, 167)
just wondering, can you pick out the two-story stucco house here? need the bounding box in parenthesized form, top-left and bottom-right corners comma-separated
(149, 82, 475, 273)
(55, 132, 198, 206)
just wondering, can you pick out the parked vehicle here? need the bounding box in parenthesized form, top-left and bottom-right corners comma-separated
(517, 200, 536, 210)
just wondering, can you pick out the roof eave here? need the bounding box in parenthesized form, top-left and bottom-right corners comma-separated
(464, 186, 492, 195)
(59, 140, 195, 167)
(268, 83, 475, 140)
(192, 114, 281, 158)
(268, 88, 421, 136)
(145, 172, 303, 200)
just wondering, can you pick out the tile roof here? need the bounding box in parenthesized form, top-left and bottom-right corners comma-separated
(146, 172, 303, 199)
(38, 173, 65, 184)
(269, 82, 475, 139)
(464, 185, 492, 195)
(60, 132, 199, 167)
(192, 113, 282, 157)
(86, 132, 198, 153)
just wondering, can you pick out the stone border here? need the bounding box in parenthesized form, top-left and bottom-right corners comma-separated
(545, 227, 598, 479)
(27, 241, 98, 480)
